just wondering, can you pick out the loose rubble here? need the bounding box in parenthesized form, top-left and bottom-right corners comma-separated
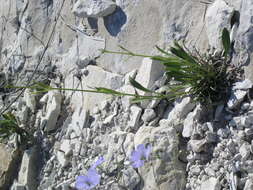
(1, 0, 253, 190)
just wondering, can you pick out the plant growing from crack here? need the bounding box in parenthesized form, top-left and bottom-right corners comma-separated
(9, 28, 238, 106)
(0, 112, 34, 146)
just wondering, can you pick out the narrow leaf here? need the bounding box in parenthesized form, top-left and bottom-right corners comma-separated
(94, 87, 122, 95)
(129, 77, 153, 93)
(222, 28, 230, 56)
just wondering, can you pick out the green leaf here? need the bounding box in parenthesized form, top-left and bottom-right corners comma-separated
(129, 77, 153, 93)
(94, 87, 122, 95)
(170, 42, 197, 64)
(130, 96, 155, 103)
(155, 46, 172, 57)
(222, 28, 230, 56)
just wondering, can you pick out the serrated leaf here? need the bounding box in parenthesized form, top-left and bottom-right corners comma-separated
(129, 77, 153, 93)
(222, 28, 230, 56)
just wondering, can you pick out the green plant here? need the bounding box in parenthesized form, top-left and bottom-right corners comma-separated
(102, 28, 238, 104)
(8, 28, 238, 105)
(0, 112, 33, 145)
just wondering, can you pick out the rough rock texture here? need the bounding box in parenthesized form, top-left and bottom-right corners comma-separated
(0, 144, 21, 189)
(2, 0, 253, 190)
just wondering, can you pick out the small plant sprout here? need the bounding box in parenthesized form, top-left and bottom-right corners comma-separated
(75, 156, 105, 190)
(130, 144, 152, 168)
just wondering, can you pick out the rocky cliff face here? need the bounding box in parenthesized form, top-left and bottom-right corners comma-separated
(0, 0, 253, 190)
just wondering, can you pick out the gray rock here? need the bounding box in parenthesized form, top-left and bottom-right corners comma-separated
(233, 79, 253, 90)
(227, 90, 247, 109)
(205, 0, 234, 50)
(0, 144, 21, 189)
(242, 103, 250, 111)
(118, 168, 140, 190)
(73, 0, 117, 18)
(134, 124, 186, 190)
(214, 104, 224, 121)
(11, 182, 26, 190)
(141, 108, 156, 123)
(75, 57, 93, 69)
(239, 143, 251, 161)
(200, 177, 221, 190)
(182, 104, 202, 138)
(166, 97, 195, 127)
(68, 107, 89, 137)
(40, 91, 62, 132)
(24, 89, 36, 113)
(134, 57, 165, 107)
(189, 139, 207, 153)
(244, 175, 253, 190)
(128, 105, 142, 129)
(17, 147, 38, 189)
(60, 139, 72, 157)
(205, 132, 218, 143)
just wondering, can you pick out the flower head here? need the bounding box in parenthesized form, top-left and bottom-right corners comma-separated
(76, 169, 101, 190)
(130, 144, 152, 168)
(75, 156, 105, 190)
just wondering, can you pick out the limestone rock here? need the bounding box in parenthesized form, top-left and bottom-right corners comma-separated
(65, 65, 123, 111)
(244, 175, 253, 190)
(40, 91, 62, 132)
(165, 97, 195, 127)
(233, 79, 253, 90)
(118, 167, 140, 190)
(17, 146, 38, 189)
(0, 144, 21, 189)
(68, 107, 89, 137)
(227, 90, 247, 109)
(189, 139, 207, 153)
(205, 0, 234, 50)
(73, 0, 117, 18)
(142, 108, 156, 123)
(135, 58, 165, 97)
(182, 104, 202, 138)
(134, 124, 186, 190)
(24, 89, 36, 113)
(128, 105, 142, 129)
(200, 177, 221, 190)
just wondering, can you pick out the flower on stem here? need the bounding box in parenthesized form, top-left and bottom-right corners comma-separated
(75, 156, 105, 190)
(130, 144, 152, 168)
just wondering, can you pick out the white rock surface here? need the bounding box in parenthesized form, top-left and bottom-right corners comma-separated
(233, 79, 253, 90)
(244, 175, 253, 190)
(17, 147, 37, 190)
(182, 104, 202, 138)
(73, 0, 117, 18)
(68, 106, 89, 137)
(205, 0, 234, 50)
(135, 58, 164, 96)
(24, 89, 36, 113)
(141, 108, 156, 123)
(227, 90, 247, 109)
(40, 91, 62, 132)
(200, 177, 221, 190)
(165, 97, 195, 126)
(128, 105, 142, 129)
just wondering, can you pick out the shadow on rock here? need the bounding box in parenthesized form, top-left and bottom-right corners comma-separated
(103, 6, 127, 36)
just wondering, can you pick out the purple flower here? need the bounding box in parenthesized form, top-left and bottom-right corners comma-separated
(130, 144, 152, 168)
(76, 169, 101, 190)
(75, 157, 105, 190)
